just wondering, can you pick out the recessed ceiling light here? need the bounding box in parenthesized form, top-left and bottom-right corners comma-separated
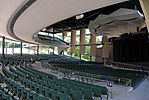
(76, 14, 84, 20)
(42, 28, 46, 31)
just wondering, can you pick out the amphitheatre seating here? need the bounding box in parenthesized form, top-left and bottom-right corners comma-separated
(18, 66, 98, 99)
(3, 66, 80, 99)
(1, 65, 16, 80)
(0, 54, 110, 100)
(47, 60, 148, 89)
(1, 63, 108, 100)
(9, 66, 28, 78)
(1, 67, 56, 100)
(0, 89, 12, 100)
(106, 61, 149, 71)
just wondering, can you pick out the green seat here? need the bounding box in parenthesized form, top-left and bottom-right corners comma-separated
(43, 87, 49, 97)
(30, 82, 37, 91)
(22, 88, 30, 99)
(49, 89, 58, 100)
(57, 92, 72, 100)
(36, 84, 43, 94)
(56, 86, 62, 92)
(0, 73, 3, 82)
(38, 94, 52, 100)
(91, 87, 101, 97)
(50, 84, 56, 90)
(17, 87, 22, 97)
(29, 91, 38, 100)
(81, 88, 93, 100)
(0, 90, 3, 99)
(13, 96, 20, 100)
(2, 93, 11, 100)
(98, 86, 108, 95)
(61, 87, 70, 95)
(70, 90, 84, 100)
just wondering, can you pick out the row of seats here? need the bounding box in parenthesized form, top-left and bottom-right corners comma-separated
(24, 65, 56, 79)
(22, 66, 107, 94)
(47, 60, 148, 88)
(17, 67, 88, 100)
(0, 88, 14, 100)
(2, 74, 51, 100)
(16, 66, 105, 99)
(18, 76, 80, 100)
(7, 64, 108, 100)
(2, 65, 72, 100)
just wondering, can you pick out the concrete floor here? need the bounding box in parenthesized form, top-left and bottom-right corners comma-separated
(35, 64, 149, 100)
(103, 76, 149, 100)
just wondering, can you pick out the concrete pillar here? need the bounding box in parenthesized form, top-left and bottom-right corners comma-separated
(71, 30, 76, 54)
(28, 45, 30, 54)
(6, 46, 7, 55)
(2, 36, 5, 58)
(20, 42, 22, 56)
(80, 28, 86, 55)
(12, 43, 14, 55)
(53, 30, 55, 55)
(140, 0, 149, 32)
(37, 44, 39, 55)
(48, 47, 49, 54)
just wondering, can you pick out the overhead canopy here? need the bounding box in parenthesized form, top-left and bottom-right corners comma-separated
(89, 8, 145, 38)
(110, 8, 143, 20)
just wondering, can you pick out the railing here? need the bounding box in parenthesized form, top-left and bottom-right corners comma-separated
(126, 79, 133, 92)
(41, 61, 132, 92)
(106, 61, 149, 71)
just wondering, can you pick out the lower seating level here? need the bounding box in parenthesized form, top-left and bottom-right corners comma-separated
(0, 54, 148, 100)
(0, 56, 109, 100)
(47, 60, 148, 88)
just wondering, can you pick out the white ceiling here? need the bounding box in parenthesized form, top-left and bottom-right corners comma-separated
(1, 0, 128, 44)
(0, 0, 26, 40)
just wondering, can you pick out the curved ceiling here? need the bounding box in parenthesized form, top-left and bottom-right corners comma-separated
(0, 0, 26, 40)
(1, 0, 129, 44)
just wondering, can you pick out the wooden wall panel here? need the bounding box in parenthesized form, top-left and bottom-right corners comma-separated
(90, 33, 96, 56)
(80, 28, 86, 55)
(70, 30, 76, 53)
(102, 42, 110, 58)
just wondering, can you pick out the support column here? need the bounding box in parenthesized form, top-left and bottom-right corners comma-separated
(20, 42, 22, 56)
(79, 54, 81, 59)
(12, 43, 14, 55)
(6, 46, 7, 55)
(28, 45, 30, 54)
(53, 29, 55, 55)
(48, 47, 50, 54)
(62, 31, 67, 40)
(62, 31, 67, 55)
(90, 55, 92, 61)
(139, 0, 149, 32)
(70, 30, 76, 54)
(37, 44, 39, 55)
(40, 46, 42, 54)
(102, 36, 109, 63)
(80, 28, 86, 55)
(90, 33, 96, 61)
(2, 36, 5, 58)
(53, 46, 54, 54)
(53, 34, 55, 55)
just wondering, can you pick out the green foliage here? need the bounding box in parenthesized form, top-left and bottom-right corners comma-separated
(82, 46, 90, 61)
